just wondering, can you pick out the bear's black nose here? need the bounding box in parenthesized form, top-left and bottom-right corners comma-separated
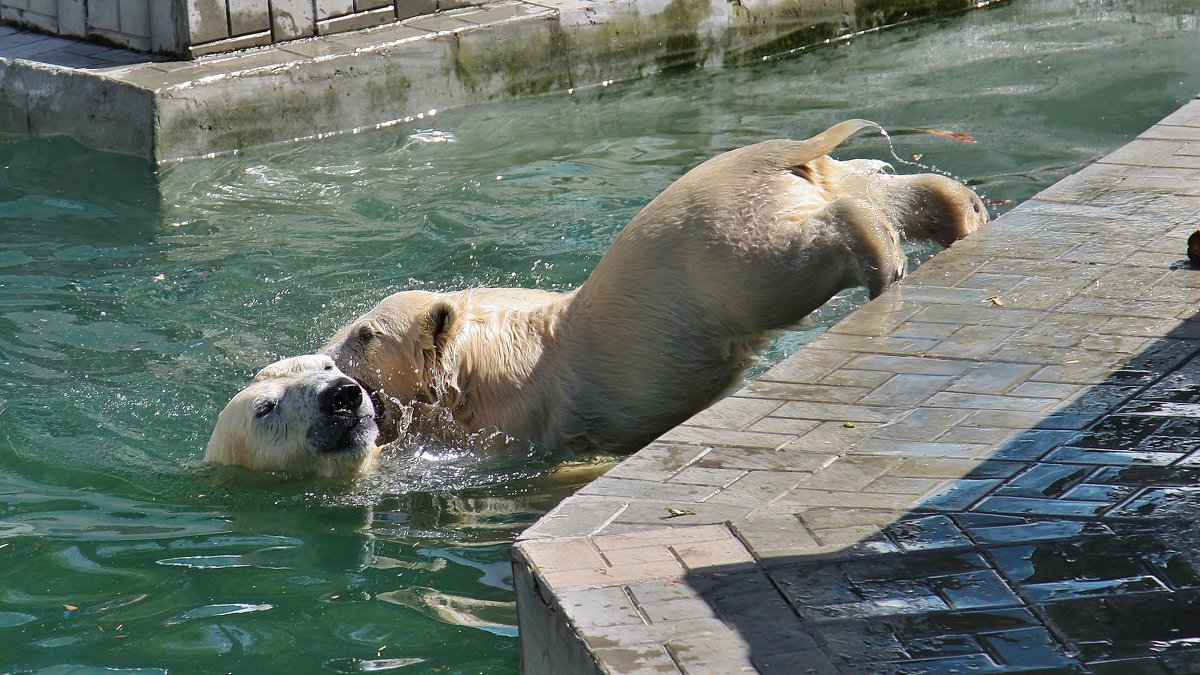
(322, 378, 363, 415)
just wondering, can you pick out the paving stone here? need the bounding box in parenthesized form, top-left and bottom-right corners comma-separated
(995, 463, 1093, 499)
(989, 429, 1076, 461)
(671, 536, 755, 571)
(578, 476, 720, 502)
(793, 507, 908, 532)
(741, 380, 869, 404)
(1042, 446, 1181, 467)
(694, 445, 832, 473)
(930, 324, 1021, 358)
(1110, 486, 1200, 519)
(889, 320, 960, 341)
(1045, 590, 1200, 662)
(973, 495, 1109, 518)
(809, 524, 900, 555)
(588, 645, 682, 674)
(580, 617, 727, 651)
(859, 373, 957, 406)
(664, 636, 756, 674)
(741, 415, 821, 436)
(1088, 657, 1172, 675)
(937, 424, 1020, 445)
(656, 424, 791, 450)
(948, 362, 1042, 395)
(915, 302, 1044, 328)
(925, 391, 1062, 413)
(885, 515, 972, 552)
(559, 586, 646, 628)
(775, 488, 916, 511)
(784, 420, 881, 454)
(602, 442, 714, 482)
(890, 457, 1027, 480)
(818, 366, 895, 389)
(756, 347, 854, 384)
(856, 437, 991, 459)
(701, 469, 807, 506)
(917, 478, 1002, 511)
(667, 466, 747, 488)
(862, 474, 945, 495)
(969, 518, 1113, 546)
(607, 501, 753, 531)
(842, 353, 975, 376)
(733, 514, 821, 561)
(519, 493, 629, 540)
(979, 627, 1078, 669)
(794, 454, 903, 491)
(775, 401, 907, 423)
(685, 396, 781, 430)
(632, 594, 721, 624)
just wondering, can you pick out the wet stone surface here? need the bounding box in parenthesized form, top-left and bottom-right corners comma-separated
(515, 100, 1200, 674)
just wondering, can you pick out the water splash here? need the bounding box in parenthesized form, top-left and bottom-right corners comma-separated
(860, 120, 972, 185)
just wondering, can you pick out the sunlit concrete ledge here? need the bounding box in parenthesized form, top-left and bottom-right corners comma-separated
(0, 0, 1000, 163)
(513, 97, 1200, 673)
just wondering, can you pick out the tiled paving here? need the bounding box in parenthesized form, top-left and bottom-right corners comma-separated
(514, 98, 1200, 673)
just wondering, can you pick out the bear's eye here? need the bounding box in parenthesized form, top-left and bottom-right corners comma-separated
(357, 324, 377, 342)
(253, 399, 277, 419)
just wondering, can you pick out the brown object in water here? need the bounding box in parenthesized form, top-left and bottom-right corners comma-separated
(1189, 229, 1200, 266)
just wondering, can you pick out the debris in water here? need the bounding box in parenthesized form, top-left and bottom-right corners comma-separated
(926, 128, 978, 143)
(987, 296, 1005, 306)
(664, 508, 696, 518)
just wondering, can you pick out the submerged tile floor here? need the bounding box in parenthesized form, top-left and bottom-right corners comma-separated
(514, 98, 1200, 673)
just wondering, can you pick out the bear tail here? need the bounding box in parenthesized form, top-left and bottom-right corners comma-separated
(766, 119, 881, 168)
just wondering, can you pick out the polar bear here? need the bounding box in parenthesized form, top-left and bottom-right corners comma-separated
(319, 119, 988, 455)
(204, 354, 380, 477)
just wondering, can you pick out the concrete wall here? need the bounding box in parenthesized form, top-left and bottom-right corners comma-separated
(0, 0, 479, 57)
(0, 0, 184, 53)
(182, 0, 482, 57)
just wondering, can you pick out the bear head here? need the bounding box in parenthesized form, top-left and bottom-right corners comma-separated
(205, 354, 380, 477)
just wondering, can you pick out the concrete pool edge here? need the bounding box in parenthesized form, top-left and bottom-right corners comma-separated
(513, 96, 1200, 673)
(0, 0, 1005, 163)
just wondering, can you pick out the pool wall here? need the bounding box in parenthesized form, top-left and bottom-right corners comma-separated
(0, 0, 1002, 162)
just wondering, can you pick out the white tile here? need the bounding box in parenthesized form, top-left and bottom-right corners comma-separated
(57, 0, 85, 36)
(118, 0, 149, 37)
(87, 0, 119, 32)
(314, 0, 354, 20)
(270, 0, 315, 39)
(229, 0, 269, 35)
(187, 0, 229, 44)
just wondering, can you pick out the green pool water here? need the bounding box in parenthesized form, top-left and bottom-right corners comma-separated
(1, 0, 1197, 671)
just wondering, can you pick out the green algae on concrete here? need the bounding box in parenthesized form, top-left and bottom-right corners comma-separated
(452, 16, 571, 98)
(721, 0, 999, 66)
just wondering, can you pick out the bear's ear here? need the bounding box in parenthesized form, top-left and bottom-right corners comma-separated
(356, 321, 380, 343)
(423, 300, 460, 356)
